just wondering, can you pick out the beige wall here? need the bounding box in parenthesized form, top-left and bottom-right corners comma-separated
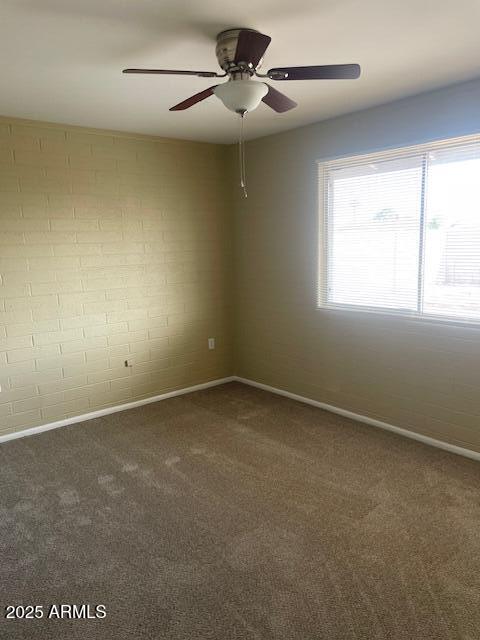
(0, 117, 232, 436)
(234, 78, 480, 453)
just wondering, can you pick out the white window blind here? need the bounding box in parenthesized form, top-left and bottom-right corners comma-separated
(318, 134, 480, 324)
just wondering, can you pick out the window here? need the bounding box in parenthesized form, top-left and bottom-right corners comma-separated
(318, 134, 480, 323)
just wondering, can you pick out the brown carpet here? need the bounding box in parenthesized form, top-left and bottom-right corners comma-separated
(1, 381, 479, 639)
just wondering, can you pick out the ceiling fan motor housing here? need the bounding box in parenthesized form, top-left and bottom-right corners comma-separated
(216, 28, 261, 74)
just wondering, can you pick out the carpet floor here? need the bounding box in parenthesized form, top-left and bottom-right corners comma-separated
(0, 381, 479, 639)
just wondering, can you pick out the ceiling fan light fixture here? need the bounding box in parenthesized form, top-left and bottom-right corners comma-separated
(213, 80, 268, 114)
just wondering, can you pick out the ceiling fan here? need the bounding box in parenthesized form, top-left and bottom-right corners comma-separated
(123, 29, 360, 197)
(123, 28, 361, 115)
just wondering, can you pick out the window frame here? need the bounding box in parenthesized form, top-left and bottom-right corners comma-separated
(317, 133, 480, 327)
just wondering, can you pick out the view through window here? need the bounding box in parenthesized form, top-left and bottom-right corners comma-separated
(318, 136, 480, 322)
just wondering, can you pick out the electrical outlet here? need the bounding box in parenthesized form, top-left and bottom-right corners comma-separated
(208, 337, 215, 350)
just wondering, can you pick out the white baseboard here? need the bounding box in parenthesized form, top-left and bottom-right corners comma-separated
(234, 376, 480, 463)
(0, 376, 236, 444)
(2, 374, 479, 463)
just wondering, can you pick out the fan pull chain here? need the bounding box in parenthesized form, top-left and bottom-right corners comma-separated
(238, 112, 247, 198)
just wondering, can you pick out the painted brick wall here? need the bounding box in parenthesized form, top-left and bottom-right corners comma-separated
(0, 117, 232, 435)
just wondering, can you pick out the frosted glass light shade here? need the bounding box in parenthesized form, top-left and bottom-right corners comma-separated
(214, 80, 268, 113)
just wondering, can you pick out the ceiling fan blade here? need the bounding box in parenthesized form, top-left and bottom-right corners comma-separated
(262, 84, 297, 113)
(169, 86, 217, 111)
(267, 64, 361, 80)
(234, 30, 272, 67)
(123, 68, 222, 78)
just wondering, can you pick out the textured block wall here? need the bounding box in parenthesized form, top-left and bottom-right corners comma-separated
(0, 117, 232, 436)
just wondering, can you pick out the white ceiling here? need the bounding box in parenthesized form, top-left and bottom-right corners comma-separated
(1, 0, 480, 143)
